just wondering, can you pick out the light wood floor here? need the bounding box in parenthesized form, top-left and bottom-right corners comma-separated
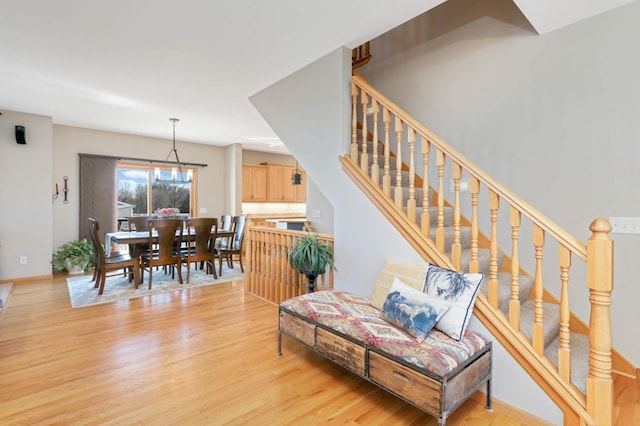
(0, 274, 636, 425)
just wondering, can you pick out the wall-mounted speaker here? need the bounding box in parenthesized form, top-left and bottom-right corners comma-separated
(15, 125, 26, 144)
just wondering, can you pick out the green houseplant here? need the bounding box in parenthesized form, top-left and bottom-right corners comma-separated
(288, 233, 335, 292)
(52, 239, 94, 274)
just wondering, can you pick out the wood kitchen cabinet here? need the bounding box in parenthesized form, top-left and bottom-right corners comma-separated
(268, 164, 296, 202)
(242, 164, 267, 202)
(243, 163, 306, 203)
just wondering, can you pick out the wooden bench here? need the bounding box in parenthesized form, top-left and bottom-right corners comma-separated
(278, 291, 492, 426)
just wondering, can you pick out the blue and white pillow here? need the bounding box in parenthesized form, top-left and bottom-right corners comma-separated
(381, 277, 451, 342)
(423, 264, 484, 340)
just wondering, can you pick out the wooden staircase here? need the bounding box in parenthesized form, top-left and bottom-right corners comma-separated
(341, 73, 631, 425)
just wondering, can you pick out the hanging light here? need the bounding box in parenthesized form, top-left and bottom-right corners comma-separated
(154, 117, 193, 184)
(292, 161, 303, 185)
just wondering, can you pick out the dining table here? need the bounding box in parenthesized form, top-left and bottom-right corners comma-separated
(106, 229, 235, 247)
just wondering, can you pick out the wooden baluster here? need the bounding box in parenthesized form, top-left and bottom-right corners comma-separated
(382, 108, 391, 198)
(435, 150, 446, 253)
(275, 234, 285, 304)
(469, 176, 480, 273)
(246, 229, 253, 293)
(488, 191, 499, 308)
(451, 163, 462, 269)
(287, 234, 294, 300)
(257, 231, 264, 298)
(370, 99, 380, 186)
(586, 218, 613, 426)
(350, 81, 358, 163)
(360, 91, 369, 174)
(406, 128, 416, 224)
(420, 138, 431, 238)
(558, 244, 572, 383)
(264, 232, 270, 302)
(532, 224, 545, 355)
(394, 117, 404, 210)
(509, 207, 521, 331)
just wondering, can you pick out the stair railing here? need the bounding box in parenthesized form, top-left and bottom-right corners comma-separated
(348, 73, 614, 425)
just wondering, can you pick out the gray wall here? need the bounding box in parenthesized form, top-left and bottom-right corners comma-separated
(0, 110, 53, 280)
(360, 2, 640, 368)
(250, 47, 561, 424)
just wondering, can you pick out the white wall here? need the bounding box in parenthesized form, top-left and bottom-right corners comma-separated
(0, 109, 53, 280)
(360, 3, 640, 367)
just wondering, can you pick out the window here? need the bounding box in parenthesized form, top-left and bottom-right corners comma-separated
(117, 163, 194, 216)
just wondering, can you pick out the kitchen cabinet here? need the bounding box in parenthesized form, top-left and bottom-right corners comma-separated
(266, 163, 306, 203)
(243, 163, 306, 203)
(242, 164, 267, 202)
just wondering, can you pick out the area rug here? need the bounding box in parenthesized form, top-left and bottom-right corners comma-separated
(0, 282, 13, 312)
(67, 266, 244, 308)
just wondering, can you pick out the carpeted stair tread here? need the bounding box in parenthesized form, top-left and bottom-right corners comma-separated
(480, 272, 535, 313)
(460, 248, 501, 276)
(428, 226, 472, 253)
(413, 206, 455, 228)
(545, 332, 589, 394)
(359, 151, 398, 169)
(516, 300, 561, 349)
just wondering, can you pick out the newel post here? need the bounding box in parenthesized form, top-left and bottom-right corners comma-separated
(586, 218, 613, 426)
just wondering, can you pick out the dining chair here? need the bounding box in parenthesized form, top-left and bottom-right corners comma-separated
(88, 218, 139, 295)
(181, 217, 219, 282)
(127, 215, 152, 232)
(127, 215, 153, 257)
(141, 218, 183, 288)
(216, 214, 234, 250)
(218, 215, 246, 275)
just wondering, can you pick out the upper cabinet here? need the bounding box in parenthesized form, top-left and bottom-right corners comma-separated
(242, 164, 267, 202)
(242, 163, 305, 203)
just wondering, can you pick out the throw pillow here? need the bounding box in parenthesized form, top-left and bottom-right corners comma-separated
(381, 277, 451, 342)
(370, 259, 430, 310)
(423, 264, 484, 340)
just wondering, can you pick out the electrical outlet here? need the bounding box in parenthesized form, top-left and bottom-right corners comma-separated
(609, 217, 640, 234)
(20, 256, 27, 265)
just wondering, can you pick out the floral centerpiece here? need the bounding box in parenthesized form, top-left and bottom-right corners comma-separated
(154, 207, 180, 218)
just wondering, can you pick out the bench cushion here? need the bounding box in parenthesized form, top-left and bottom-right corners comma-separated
(280, 290, 489, 377)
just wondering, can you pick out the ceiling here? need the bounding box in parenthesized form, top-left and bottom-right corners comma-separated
(0, 0, 634, 154)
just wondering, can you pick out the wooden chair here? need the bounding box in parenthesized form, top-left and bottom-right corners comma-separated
(88, 218, 139, 295)
(127, 215, 153, 258)
(140, 218, 183, 288)
(127, 215, 152, 232)
(181, 218, 219, 282)
(218, 215, 246, 275)
(216, 214, 235, 250)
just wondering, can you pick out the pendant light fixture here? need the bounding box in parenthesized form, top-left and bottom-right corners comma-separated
(154, 117, 193, 184)
(291, 161, 303, 185)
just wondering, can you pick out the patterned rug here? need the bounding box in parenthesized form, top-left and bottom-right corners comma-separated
(67, 265, 244, 308)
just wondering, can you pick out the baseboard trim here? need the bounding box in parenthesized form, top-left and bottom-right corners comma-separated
(471, 390, 554, 426)
(0, 274, 53, 284)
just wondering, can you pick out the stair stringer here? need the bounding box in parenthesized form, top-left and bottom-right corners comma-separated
(340, 154, 596, 425)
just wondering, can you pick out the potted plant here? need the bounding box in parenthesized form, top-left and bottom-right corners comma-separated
(288, 233, 335, 292)
(52, 239, 94, 274)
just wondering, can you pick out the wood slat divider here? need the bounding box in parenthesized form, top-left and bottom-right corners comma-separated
(246, 226, 334, 305)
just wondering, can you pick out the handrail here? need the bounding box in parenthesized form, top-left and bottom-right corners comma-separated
(352, 73, 586, 260)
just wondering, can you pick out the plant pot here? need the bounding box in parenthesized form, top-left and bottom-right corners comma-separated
(65, 259, 85, 275)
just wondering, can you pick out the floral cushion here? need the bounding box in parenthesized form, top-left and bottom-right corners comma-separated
(280, 290, 488, 377)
